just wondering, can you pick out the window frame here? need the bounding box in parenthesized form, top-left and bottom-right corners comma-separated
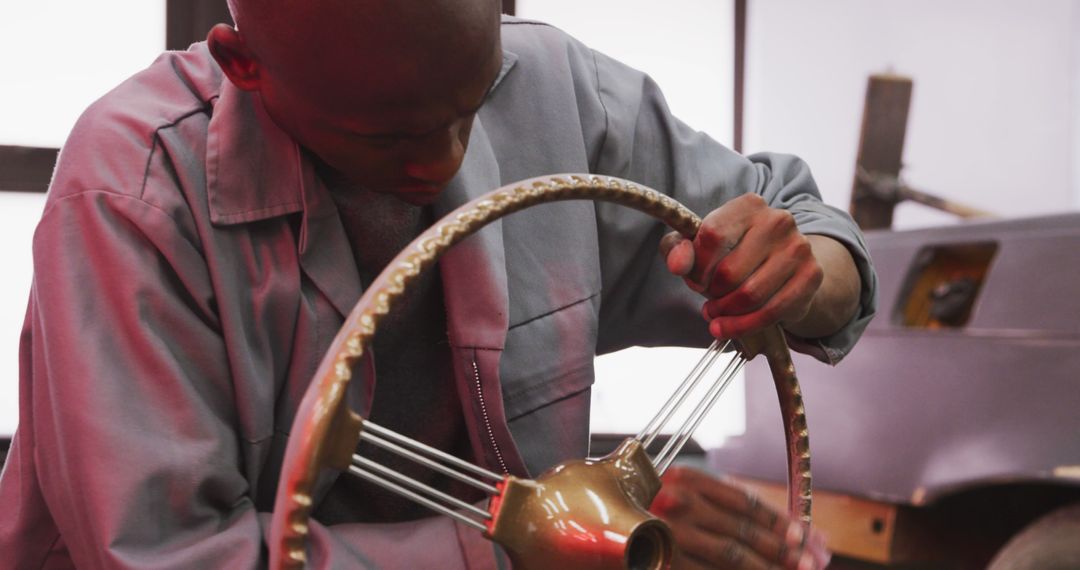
(0, 0, 232, 195)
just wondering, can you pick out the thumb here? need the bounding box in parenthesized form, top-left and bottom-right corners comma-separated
(660, 231, 694, 276)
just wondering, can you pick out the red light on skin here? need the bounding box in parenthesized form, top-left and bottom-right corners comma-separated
(484, 478, 511, 535)
(391, 183, 444, 206)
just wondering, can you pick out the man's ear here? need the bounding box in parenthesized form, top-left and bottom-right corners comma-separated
(207, 23, 261, 91)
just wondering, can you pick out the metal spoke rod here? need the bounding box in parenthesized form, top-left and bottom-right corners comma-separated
(350, 455, 493, 521)
(654, 356, 747, 475)
(362, 420, 504, 482)
(347, 464, 489, 532)
(651, 354, 739, 470)
(340, 419, 504, 533)
(636, 339, 723, 446)
(636, 340, 728, 448)
(359, 430, 501, 496)
(654, 356, 745, 474)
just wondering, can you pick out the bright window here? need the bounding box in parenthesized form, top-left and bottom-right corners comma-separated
(0, 1, 166, 435)
(0, 1, 166, 147)
(517, 0, 735, 146)
(0, 194, 47, 435)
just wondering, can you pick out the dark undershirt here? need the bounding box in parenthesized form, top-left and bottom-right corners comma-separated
(313, 183, 480, 524)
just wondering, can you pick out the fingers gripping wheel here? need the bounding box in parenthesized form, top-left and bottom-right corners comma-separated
(269, 174, 812, 568)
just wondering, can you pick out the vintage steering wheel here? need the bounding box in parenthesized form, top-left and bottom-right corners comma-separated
(269, 174, 812, 569)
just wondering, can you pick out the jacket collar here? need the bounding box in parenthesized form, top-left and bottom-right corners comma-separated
(204, 84, 306, 226)
(435, 115, 510, 351)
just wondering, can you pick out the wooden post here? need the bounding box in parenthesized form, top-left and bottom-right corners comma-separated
(166, 0, 233, 51)
(0, 146, 59, 193)
(848, 75, 913, 230)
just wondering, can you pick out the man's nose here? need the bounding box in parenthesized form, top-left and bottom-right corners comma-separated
(404, 124, 466, 185)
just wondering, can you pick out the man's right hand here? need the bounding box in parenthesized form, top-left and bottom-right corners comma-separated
(650, 466, 831, 570)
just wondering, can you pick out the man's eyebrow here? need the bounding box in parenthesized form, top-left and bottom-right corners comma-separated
(347, 82, 495, 141)
(356, 100, 487, 140)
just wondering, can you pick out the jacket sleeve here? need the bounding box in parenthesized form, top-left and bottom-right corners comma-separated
(575, 46, 877, 364)
(22, 191, 499, 569)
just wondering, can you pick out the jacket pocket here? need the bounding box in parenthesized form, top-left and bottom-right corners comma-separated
(500, 293, 600, 421)
(500, 294, 599, 475)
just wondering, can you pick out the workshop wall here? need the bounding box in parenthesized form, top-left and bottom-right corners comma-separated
(0, 1, 166, 148)
(517, 0, 736, 147)
(745, 0, 1080, 228)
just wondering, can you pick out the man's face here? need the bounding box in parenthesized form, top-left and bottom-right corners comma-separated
(248, 9, 504, 206)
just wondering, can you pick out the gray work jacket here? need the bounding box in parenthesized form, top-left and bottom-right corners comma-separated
(0, 17, 876, 570)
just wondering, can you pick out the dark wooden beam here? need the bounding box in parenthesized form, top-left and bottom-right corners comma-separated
(0, 146, 59, 193)
(733, 0, 747, 153)
(167, 0, 233, 51)
(848, 75, 913, 230)
(502, 0, 515, 16)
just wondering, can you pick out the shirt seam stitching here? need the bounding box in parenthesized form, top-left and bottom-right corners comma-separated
(503, 359, 593, 411)
(32, 531, 63, 570)
(212, 202, 306, 221)
(589, 48, 612, 173)
(40, 189, 192, 237)
(507, 292, 599, 331)
(246, 433, 276, 445)
(138, 106, 213, 201)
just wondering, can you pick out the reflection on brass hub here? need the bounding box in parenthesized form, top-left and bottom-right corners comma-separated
(486, 439, 672, 570)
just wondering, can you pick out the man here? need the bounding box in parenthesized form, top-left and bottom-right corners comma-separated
(0, 0, 874, 568)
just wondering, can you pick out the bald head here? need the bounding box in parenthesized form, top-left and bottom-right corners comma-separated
(268, 0, 495, 108)
(227, 0, 500, 36)
(234, 0, 497, 71)
(208, 0, 504, 203)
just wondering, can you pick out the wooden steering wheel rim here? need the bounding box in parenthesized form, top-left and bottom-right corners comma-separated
(268, 174, 811, 569)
